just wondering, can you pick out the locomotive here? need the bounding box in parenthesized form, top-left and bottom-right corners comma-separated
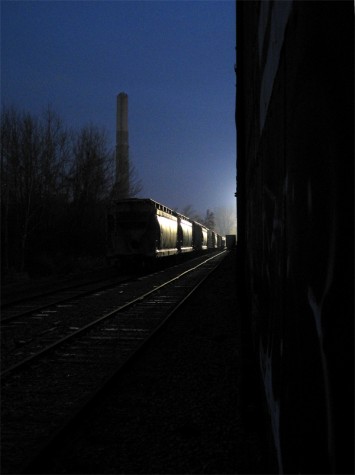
(107, 198, 225, 266)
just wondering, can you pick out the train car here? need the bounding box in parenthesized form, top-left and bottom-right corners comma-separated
(107, 198, 225, 267)
(216, 234, 224, 249)
(236, 2, 353, 473)
(107, 198, 179, 264)
(225, 234, 236, 250)
(177, 215, 193, 253)
(207, 229, 217, 249)
(192, 221, 208, 251)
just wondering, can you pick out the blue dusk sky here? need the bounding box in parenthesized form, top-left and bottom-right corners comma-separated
(1, 0, 236, 217)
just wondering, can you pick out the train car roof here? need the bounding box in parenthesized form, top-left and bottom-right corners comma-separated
(110, 198, 224, 237)
(111, 198, 176, 216)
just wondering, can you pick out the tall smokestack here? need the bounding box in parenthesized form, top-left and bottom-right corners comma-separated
(116, 92, 129, 198)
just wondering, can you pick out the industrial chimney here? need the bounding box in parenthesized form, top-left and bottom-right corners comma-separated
(115, 92, 129, 198)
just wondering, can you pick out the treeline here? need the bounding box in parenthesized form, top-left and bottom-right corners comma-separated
(1, 106, 117, 277)
(180, 205, 237, 237)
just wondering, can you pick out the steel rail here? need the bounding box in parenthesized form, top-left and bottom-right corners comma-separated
(21, 249, 228, 474)
(1, 251, 226, 380)
(0, 275, 132, 324)
(1, 274, 117, 309)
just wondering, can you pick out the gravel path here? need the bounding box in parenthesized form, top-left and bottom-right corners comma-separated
(32, 250, 274, 474)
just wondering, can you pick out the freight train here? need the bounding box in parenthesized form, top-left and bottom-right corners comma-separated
(236, 2, 353, 474)
(107, 198, 225, 266)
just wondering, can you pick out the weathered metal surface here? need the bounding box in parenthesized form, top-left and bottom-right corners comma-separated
(107, 198, 224, 262)
(236, 1, 353, 473)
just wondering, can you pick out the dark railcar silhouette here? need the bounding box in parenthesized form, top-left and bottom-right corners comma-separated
(236, 1, 353, 473)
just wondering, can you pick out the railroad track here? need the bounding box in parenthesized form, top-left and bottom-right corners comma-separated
(1, 251, 227, 474)
(0, 254, 216, 373)
(1, 274, 136, 372)
(0, 274, 132, 324)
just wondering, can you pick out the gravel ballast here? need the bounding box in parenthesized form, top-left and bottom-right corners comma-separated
(33, 250, 274, 474)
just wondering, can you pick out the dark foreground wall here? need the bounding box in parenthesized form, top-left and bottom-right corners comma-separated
(236, 1, 354, 473)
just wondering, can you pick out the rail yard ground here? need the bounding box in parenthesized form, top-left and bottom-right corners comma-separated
(28, 249, 276, 474)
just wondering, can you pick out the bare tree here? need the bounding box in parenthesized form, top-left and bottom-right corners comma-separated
(1, 105, 143, 275)
(179, 206, 217, 230)
(1, 106, 20, 270)
(203, 209, 215, 229)
(39, 106, 71, 203)
(1, 106, 71, 271)
(214, 206, 237, 236)
(64, 124, 113, 255)
(69, 124, 111, 204)
(111, 158, 143, 200)
(19, 113, 39, 270)
(180, 205, 203, 222)
(33, 107, 72, 265)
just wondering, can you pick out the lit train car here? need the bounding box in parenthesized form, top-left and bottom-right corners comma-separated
(107, 198, 224, 267)
(107, 199, 179, 264)
(217, 234, 224, 249)
(207, 229, 217, 249)
(177, 215, 193, 253)
(192, 221, 208, 251)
